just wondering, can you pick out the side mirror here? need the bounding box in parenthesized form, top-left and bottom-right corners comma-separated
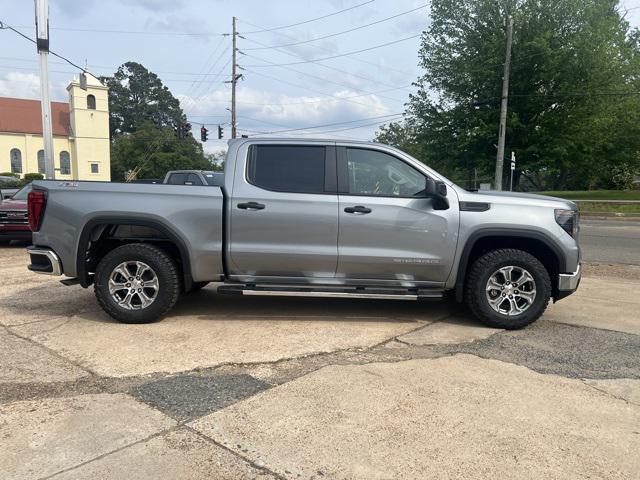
(423, 178, 447, 197)
(423, 178, 449, 210)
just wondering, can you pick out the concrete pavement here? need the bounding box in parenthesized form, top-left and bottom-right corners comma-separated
(1, 245, 639, 480)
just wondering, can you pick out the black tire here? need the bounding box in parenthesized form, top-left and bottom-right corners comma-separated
(185, 281, 210, 293)
(465, 248, 551, 329)
(94, 243, 180, 324)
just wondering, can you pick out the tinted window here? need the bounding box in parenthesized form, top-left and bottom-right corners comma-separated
(90, 163, 99, 173)
(248, 145, 326, 193)
(167, 173, 187, 185)
(346, 148, 426, 197)
(203, 172, 224, 186)
(186, 174, 203, 185)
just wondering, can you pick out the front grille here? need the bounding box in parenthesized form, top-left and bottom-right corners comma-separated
(0, 210, 28, 225)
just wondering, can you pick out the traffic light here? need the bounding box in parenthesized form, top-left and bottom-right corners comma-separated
(176, 123, 191, 139)
(217, 125, 224, 139)
(200, 126, 209, 142)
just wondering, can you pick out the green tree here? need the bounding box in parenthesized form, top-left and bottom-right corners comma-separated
(378, 0, 640, 190)
(110, 122, 211, 181)
(101, 62, 186, 138)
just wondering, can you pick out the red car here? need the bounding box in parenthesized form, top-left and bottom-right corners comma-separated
(0, 184, 31, 242)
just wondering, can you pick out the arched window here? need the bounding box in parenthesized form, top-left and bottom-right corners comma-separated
(37, 149, 45, 174)
(60, 151, 71, 175)
(10, 148, 22, 174)
(87, 94, 96, 110)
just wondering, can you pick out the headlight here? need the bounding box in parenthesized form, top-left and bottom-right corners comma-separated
(555, 209, 579, 238)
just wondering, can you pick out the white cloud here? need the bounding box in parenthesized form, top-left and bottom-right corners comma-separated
(0, 72, 41, 99)
(0, 72, 68, 101)
(178, 85, 395, 147)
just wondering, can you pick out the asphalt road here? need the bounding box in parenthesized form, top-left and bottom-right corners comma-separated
(580, 219, 640, 265)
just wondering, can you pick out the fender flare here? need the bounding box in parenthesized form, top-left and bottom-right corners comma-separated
(454, 228, 567, 302)
(76, 216, 193, 288)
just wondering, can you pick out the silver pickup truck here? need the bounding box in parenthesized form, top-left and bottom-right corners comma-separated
(26, 138, 580, 329)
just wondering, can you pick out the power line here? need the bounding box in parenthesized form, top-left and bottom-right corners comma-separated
(11, 25, 225, 36)
(240, 35, 410, 91)
(239, 112, 403, 135)
(237, 17, 415, 77)
(238, 0, 376, 34)
(0, 20, 102, 82)
(243, 4, 427, 51)
(243, 33, 422, 67)
(234, 84, 414, 107)
(242, 52, 405, 103)
(243, 68, 400, 109)
(240, 115, 401, 137)
(0, 55, 236, 79)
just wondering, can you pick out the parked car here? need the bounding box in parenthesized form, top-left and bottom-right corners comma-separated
(26, 138, 581, 328)
(163, 170, 224, 186)
(0, 184, 32, 242)
(0, 175, 20, 200)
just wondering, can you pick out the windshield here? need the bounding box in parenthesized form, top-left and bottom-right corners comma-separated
(10, 184, 32, 201)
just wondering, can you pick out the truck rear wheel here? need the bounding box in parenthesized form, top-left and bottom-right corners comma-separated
(94, 243, 180, 324)
(465, 248, 551, 329)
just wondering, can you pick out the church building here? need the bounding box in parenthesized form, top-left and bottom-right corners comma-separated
(0, 75, 110, 181)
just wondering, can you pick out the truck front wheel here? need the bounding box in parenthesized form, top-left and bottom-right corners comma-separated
(94, 243, 180, 324)
(465, 248, 551, 329)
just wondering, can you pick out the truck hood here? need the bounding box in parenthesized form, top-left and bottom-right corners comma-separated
(459, 189, 577, 210)
(0, 198, 28, 211)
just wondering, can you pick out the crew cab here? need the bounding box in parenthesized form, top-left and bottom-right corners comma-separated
(26, 138, 581, 329)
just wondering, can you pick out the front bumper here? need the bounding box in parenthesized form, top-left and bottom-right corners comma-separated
(27, 247, 62, 276)
(556, 264, 581, 300)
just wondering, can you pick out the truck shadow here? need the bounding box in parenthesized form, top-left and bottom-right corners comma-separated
(170, 286, 467, 324)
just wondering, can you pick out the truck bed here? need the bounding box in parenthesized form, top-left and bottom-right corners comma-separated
(32, 181, 225, 281)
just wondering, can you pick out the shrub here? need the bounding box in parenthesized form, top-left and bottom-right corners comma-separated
(20, 173, 45, 186)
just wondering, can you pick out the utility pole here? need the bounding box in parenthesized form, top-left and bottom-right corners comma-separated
(494, 15, 513, 191)
(231, 16, 237, 139)
(35, 0, 55, 180)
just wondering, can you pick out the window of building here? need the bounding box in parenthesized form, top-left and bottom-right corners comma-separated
(10, 148, 22, 174)
(345, 148, 426, 198)
(60, 151, 71, 175)
(87, 94, 96, 110)
(90, 163, 99, 174)
(37, 150, 45, 174)
(247, 145, 326, 194)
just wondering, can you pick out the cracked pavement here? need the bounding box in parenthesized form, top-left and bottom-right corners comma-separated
(1, 245, 639, 479)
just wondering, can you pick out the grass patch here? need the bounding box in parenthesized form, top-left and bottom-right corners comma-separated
(577, 202, 640, 214)
(536, 190, 640, 201)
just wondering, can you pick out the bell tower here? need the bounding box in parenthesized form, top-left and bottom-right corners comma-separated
(67, 75, 110, 180)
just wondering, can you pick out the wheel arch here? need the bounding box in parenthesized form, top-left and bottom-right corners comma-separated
(76, 216, 193, 290)
(454, 228, 567, 302)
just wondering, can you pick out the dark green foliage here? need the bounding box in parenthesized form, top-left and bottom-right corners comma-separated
(110, 122, 212, 181)
(102, 62, 211, 181)
(376, 0, 640, 190)
(20, 173, 44, 186)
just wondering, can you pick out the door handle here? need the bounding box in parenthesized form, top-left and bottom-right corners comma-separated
(344, 205, 372, 214)
(237, 202, 265, 210)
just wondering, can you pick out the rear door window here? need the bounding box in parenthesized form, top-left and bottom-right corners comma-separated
(247, 145, 326, 194)
(167, 173, 187, 185)
(186, 174, 203, 186)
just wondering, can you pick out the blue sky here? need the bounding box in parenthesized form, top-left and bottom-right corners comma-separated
(1, 0, 639, 153)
